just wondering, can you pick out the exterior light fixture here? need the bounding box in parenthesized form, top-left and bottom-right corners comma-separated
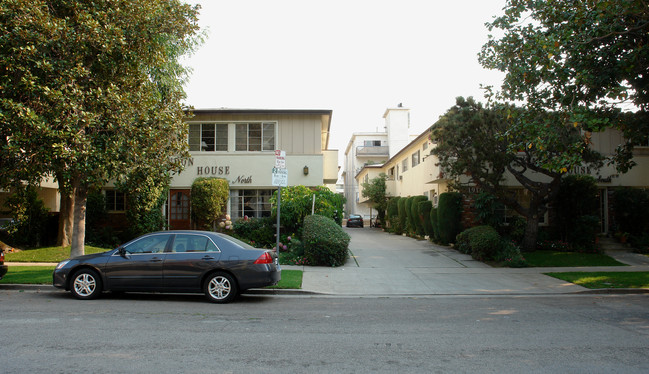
(303, 165, 309, 175)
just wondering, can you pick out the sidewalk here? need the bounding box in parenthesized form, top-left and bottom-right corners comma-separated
(289, 228, 649, 296)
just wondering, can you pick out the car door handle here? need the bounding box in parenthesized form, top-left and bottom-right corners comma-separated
(202, 256, 215, 260)
(149, 257, 163, 262)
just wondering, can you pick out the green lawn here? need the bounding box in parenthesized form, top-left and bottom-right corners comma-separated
(0, 265, 302, 289)
(524, 250, 626, 267)
(0, 266, 56, 284)
(5, 245, 110, 263)
(546, 272, 649, 289)
(267, 269, 302, 289)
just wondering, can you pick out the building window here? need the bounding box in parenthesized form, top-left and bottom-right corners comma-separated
(402, 158, 408, 172)
(423, 142, 428, 151)
(105, 190, 125, 212)
(188, 123, 228, 152)
(364, 140, 381, 147)
(412, 150, 420, 167)
(236, 122, 275, 151)
(230, 189, 273, 219)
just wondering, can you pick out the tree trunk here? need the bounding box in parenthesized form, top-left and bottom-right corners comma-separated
(521, 213, 540, 252)
(57, 192, 74, 247)
(70, 179, 88, 258)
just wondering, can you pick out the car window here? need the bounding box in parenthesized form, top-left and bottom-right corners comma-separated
(124, 234, 170, 254)
(172, 234, 219, 253)
(216, 233, 255, 250)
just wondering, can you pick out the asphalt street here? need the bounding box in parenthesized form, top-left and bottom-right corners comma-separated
(1, 290, 648, 373)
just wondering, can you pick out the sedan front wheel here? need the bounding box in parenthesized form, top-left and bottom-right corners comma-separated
(204, 272, 238, 303)
(70, 269, 102, 300)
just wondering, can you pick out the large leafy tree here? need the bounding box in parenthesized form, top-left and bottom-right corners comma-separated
(431, 97, 602, 251)
(479, 0, 649, 172)
(0, 0, 201, 256)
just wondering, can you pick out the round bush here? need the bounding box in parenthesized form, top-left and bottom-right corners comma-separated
(456, 225, 501, 261)
(302, 215, 350, 266)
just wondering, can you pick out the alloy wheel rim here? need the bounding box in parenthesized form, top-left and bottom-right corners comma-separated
(208, 276, 231, 299)
(74, 273, 96, 297)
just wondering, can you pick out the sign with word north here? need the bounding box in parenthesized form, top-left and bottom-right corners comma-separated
(271, 167, 288, 187)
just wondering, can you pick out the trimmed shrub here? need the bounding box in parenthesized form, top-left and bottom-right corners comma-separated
(404, 197, 414, 234)
(411, 195, 428, 236)
(430, 207, 440, 243)
(191, 177, 229, 230)
(302, 214, 350, 267)
(419, 200, 433, 237)
(455, 225, 501, 261)
(232, 216, 275, 248)
(387, 197, 401, 233)
(437, 192, 463, 245)
(397, 197, 407, 234)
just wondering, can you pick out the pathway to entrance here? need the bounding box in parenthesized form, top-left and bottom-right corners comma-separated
(293, 227, 648, 296)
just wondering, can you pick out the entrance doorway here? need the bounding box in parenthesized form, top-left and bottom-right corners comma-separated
(169, 189, 191, 230)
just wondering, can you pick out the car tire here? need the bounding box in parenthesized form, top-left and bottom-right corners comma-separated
(204, 272, 238, 303)
(70, 269, 102, 300)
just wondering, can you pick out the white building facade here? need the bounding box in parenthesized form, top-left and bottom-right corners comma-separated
(342, 104, 417, 220)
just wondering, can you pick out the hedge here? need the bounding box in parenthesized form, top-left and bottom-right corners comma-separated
(419, 200, 433, 237)
(397, 198, 407, 234)
(387, 197, 401, 233)
(437, 192, 463, 245)
(410, 195, 428, 236)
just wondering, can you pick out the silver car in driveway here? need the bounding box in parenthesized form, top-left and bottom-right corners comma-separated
(53, 230, 281, 303)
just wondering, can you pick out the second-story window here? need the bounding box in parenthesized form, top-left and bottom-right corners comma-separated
(402, 158, 408, 172)
(412, 150, 420, 167)
(236, 122, 275, 151)
(188, 123, 227, 152)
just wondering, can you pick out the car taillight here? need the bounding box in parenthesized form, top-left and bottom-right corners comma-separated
(254, 252, 273, 264)
(0, 251, 4, 264)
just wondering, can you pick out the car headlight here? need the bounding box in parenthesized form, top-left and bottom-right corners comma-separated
(56, 260, 71, 270)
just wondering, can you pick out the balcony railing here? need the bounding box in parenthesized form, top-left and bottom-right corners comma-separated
(356, 145, 389, 157)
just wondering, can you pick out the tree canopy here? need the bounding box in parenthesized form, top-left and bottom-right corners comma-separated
(431, 97, 603, 251)
(479, 0, 648, 172)
(0, 0, 201, 256)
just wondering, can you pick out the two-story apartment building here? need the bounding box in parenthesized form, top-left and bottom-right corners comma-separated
(356, 123, 649, 234)
(160, 108, 338, 229)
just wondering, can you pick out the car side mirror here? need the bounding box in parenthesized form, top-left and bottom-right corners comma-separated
(118, 247, 128, 258)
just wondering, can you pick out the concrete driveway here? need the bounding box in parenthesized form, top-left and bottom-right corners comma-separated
(294, 227, 593, 296)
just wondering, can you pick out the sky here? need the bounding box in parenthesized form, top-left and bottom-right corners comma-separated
(182, 0, 507, 167)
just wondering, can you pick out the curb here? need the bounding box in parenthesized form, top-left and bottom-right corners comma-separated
(2, 284, 648, 296)
(0, 283, 318, 295)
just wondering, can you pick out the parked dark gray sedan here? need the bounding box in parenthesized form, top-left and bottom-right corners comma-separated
(53, 230, 281, 303)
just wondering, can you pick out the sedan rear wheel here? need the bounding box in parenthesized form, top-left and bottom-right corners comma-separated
(70, 269, 102, 300)
(204, 272, 238, 303)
